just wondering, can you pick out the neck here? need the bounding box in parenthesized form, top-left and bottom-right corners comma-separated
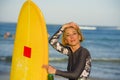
(70, 44, 80, 53)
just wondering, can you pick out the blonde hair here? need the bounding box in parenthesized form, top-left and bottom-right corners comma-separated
(61, 26, 84, 46)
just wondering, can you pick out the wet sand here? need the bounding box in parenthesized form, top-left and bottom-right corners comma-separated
(0, 73, 112, 80)
(54, 75, 111, 80)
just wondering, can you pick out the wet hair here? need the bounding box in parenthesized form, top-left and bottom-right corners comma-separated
(61, 26, 84, 46)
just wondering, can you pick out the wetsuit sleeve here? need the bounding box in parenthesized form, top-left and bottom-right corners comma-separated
(55, 50, 88, 79)
(49, 27, 69, 55)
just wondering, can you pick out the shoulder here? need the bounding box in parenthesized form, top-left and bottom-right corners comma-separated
(81, 46, 91, 56)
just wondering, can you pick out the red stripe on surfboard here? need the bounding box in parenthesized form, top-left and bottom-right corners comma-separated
(23, 46, 31, 58)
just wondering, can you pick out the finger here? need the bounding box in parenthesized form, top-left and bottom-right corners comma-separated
(42, 65, 48, 69)
(71, 22, 79, 29)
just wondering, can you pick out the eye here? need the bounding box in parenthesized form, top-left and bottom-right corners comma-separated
(66, 34, 70, 37)
(73, 32, 77, 35)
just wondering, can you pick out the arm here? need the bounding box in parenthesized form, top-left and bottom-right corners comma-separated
(43, 49, 91, 79)
(49, 22, 78, 55)
(49, 27, 69, 55)
(56, 51, 88, 79)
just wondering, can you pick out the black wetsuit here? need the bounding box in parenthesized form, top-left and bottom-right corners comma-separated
(49, 27, 91, 80)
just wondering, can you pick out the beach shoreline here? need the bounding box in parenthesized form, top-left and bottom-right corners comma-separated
(0, 73, 113, 80)
(54, 75, 112, 80)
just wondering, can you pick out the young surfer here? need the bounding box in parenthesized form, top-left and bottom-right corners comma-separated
(43, 22, 91, 80)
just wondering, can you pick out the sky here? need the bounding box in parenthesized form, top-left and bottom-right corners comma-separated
(0, 0, 120, 27)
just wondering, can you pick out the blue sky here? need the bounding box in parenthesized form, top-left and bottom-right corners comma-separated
(0, 0, 120, 26)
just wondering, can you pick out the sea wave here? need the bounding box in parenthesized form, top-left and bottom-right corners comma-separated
(50, 57, 120, 62)
(0, 56, 12, 62)
(0, 56, 120, 62)
(79, 26, 120, 30)
(80, 26, 96, 30)
(92, 58, 120, 62)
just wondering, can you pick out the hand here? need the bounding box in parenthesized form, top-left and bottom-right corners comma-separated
(61, 22, 79, 30)
(69, 22, 79, 29)
(42, 65, 56, 74)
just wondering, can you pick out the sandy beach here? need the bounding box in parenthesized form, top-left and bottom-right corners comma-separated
(0, 73, 9, 80)
(54, 75, 111, 80)
(0, 73, 112, 80)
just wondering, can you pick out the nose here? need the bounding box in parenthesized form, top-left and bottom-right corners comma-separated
(70, 34, 74, 39)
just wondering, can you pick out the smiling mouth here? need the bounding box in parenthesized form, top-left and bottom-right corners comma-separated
(71, 40, 75, 42)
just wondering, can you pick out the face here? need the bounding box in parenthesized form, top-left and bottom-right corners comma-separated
(64, 27, 81, 46)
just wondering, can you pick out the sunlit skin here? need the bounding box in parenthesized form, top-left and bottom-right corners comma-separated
(64, 27, 81, 52)
(42, 22, 81, 74)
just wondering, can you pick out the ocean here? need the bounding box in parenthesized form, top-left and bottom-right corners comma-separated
(0, 23, 120, 80)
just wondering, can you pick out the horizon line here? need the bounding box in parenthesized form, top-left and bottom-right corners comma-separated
(0, 21, 119, 27)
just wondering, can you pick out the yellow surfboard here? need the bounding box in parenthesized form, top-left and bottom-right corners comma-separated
(10, 0, 48, 80)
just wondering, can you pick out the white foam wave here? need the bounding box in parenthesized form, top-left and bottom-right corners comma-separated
(92, 58, 120, 62)
(49, 57, 120, 62)
(117, 27, 120, 30)
(80, 26, 96, 30)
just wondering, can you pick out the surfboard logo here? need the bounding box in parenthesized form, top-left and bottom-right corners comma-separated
(23, 46, 31, 58)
